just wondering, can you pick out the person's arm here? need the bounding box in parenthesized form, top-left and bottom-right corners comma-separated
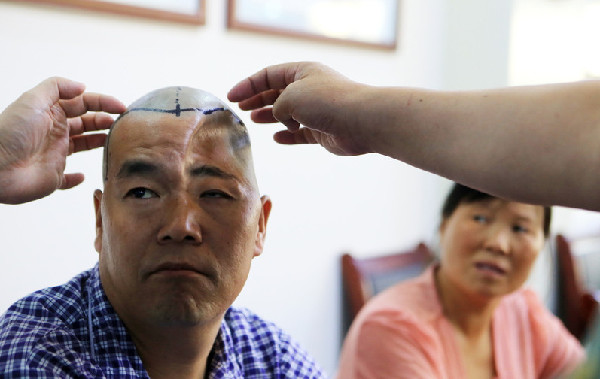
(0, 77, 126, 204)
(228, 62, 600, 211)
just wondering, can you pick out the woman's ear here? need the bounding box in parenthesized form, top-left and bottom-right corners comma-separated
(439, 218, 448, 235)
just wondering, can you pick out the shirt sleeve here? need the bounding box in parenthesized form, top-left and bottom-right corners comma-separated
(1, 328, 99, 378)
(1, 305, 99, 378)
(337, 310, 442, 379)
(523, 290, 586, 378)
(26, 329, 100, 378)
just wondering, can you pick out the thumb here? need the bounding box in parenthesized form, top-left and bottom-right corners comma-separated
(272, 84, 302, 132)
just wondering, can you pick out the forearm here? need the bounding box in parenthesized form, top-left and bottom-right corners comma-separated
(362, 81, 600, 210)
(229, 62, 600, 210)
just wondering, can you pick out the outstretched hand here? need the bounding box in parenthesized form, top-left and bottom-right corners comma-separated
(0, 77, 126, 204)
(228, 62, 374, 156)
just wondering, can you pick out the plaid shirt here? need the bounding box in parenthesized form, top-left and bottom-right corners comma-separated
(0, 264, 325, 378)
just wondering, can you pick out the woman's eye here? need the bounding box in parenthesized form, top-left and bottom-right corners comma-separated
(201, 190, 232, 199)
(512, 224, 529, 233)
(125, 187, 157, 199)
(473, 214, 487, 223)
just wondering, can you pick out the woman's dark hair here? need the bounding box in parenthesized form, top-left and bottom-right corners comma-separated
(441, 183, 552, 237)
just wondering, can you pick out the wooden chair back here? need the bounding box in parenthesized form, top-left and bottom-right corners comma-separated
(555, 233, 599, 341)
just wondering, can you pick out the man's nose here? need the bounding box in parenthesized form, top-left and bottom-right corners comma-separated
(157, 196, 202, 245)
(483, 225, 511, 255)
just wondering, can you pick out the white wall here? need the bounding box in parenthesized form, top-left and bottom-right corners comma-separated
(442, 0, 514, 90)
(509, 0, 600, 86)
(0, 0, 530, 375)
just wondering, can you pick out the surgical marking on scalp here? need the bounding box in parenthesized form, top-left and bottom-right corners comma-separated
(114, 86, 245, 125)
(119, 107, 235, 119)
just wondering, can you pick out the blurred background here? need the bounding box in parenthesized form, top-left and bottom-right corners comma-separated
(1, 0, 600, 375)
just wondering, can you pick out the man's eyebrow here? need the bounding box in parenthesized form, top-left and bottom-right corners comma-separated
(190, 165, 236, 180)
(116, 160, 159, 179)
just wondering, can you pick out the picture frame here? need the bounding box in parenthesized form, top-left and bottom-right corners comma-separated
(227, 0, 399, 49)
(9, 0, 205, 25)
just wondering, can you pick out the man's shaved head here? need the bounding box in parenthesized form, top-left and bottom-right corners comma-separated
(102, 86, 250, 183)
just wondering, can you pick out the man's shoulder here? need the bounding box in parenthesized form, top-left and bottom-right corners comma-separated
(223, 307, 284, 336)
(221, 307, 301, 356)
(215, 307, 326, 378)
(1, 267, 93, 325)
(0, 267, 98, 376)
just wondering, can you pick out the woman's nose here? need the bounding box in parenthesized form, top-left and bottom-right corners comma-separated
(483, 226, 510, 255)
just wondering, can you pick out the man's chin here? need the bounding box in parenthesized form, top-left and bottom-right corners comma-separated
(150, 296, 219, 327)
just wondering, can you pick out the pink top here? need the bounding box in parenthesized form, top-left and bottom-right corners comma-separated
(337, 266, 585, 379)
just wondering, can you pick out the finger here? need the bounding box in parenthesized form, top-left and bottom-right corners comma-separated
(69, 134, 107, 155)
(238, 89, 281, 111)
(251, 108, 301, 131)
(250, 108, 278, 123)
(82, 92, 127, 114)
(228, 62, 306, 102)
(53, 77, 86, 100)
(273, 129, 317, 145)
(60, 173, 85, 190)
(68, 113, 116, 135)
(60, 92, 126, 118)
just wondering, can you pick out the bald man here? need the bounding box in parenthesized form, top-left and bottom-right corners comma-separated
(0, 85, 323, 378)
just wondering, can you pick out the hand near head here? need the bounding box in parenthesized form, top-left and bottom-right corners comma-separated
(0, 77, 126, 204)
(228, 62, 375, 156)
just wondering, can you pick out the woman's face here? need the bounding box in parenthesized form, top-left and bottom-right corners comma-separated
(438, 199, 545, 300)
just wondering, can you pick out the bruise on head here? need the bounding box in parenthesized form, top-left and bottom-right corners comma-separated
(185, 111, 258, 190)
(193, 111, 251, 158)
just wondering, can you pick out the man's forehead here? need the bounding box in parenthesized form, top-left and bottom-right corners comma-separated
(103, 86, 254, 184)
(112, 116, 241, 155)
(108, 131, 255, 187)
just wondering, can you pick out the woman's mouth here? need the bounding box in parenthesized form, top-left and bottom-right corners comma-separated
(474, 261, 507, 275)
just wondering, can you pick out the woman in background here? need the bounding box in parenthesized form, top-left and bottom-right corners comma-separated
(337, 183, 584, 379)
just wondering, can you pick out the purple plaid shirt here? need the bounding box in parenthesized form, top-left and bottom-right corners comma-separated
(0, 264, 325, 378)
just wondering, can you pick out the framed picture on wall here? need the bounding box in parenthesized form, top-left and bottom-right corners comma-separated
(227, 0, 399, 49)
(8, 0, 205, 25)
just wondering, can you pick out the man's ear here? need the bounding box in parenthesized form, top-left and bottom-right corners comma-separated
(93, 189, 104, 254)
(253, 196, 272, 257)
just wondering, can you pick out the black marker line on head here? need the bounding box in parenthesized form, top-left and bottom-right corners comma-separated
(115, 107, 243, 125)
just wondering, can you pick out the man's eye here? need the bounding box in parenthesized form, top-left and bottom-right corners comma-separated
(201, 190, 232, 199)
(125, 187, 157, 199)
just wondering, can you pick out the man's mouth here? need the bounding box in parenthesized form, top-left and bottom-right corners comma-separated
(150, 262, 202, 276)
